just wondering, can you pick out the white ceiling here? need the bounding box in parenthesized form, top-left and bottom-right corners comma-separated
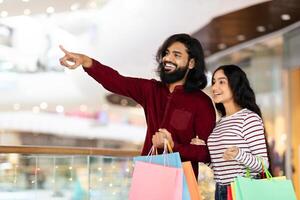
(0, 0, 269, 141)
(0, 0, 102, 16)
(0, 0, 269, 109)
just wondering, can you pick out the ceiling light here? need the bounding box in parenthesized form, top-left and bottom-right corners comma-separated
(22, 0, 30, 2)
(56, 105, 64, 113)
(218, 43, 226, 50)
(23, 9, 31, 15)
(1, 11, 8, 18)
(40, 102, 48, 110)
(256, 26, 266, 32)
(281, 14, 291, 21)
(0, 0, 3, 4)
(70, 3, 80, 11)
(237, 34, 246, 41)
(46, 6, 55, 14)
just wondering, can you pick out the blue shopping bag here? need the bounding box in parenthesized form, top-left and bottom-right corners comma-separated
(134, 149, 191, 200)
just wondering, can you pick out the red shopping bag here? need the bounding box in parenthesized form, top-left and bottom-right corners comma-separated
(129, 161, 183, 200)
(227, 185, 233, 200)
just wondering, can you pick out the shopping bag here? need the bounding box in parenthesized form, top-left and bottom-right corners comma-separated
(231, 182, 237, 200)
(233, 176, 296, 200)
(227, 185, 233, 200)
(182, 162, 203, 200)
(129, 161, 183, 200)
(232, 157, 296, 200)
(133, 142, 191, 200)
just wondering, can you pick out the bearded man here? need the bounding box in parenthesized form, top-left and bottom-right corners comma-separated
(59, 33, 216, 177)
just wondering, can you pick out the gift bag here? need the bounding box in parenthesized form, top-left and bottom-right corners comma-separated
(182, 162, 203, 200)
(227, 185, 233, 200)
(129, 161, 183, 200)
(133, 142, 191, 200)
(232, 158, 297, 200)
(231, 181, 238, 200)
(234, 176, 296, 200)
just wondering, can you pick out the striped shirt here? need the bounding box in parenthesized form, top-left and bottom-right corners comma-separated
(207, 108, 269, 185)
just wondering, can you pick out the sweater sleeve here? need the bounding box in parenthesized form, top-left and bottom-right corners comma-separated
(235, 114, 269, 172)
(172, 97, 216, 163)
(83, 59, 151, 106)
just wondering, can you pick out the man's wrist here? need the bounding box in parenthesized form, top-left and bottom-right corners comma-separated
(170, 140, 174, 149)
(82, 56, 93, 68)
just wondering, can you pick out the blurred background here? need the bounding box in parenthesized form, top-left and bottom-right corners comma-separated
(0, 0, 300, 199)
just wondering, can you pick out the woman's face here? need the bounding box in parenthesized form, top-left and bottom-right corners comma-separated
(211, 69, 234, 104)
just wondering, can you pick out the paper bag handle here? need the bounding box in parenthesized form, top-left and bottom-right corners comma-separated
(245, 157, 272, 179)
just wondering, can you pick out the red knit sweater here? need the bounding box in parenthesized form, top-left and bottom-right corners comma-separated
(84, 59, 216, 177)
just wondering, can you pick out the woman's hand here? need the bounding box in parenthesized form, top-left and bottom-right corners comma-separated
(152, 128, 174, 149)
(223, 146, 239, 160)
(59, 45, 93, 69)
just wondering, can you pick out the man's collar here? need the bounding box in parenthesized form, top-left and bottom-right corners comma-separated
(167, 84, 184, 93)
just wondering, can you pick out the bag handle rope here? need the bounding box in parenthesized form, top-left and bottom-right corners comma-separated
(246, 157, 272, 179)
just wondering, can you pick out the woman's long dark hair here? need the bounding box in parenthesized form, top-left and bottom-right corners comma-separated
(156, 33, 207, 92)
(212, 64, 273, 175)
(212, 65, 262, 117)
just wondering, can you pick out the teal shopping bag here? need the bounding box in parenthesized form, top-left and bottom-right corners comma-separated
(234, 176, 296, 200)
(233, 158, 296, 200)
(133, 144, 191, 200)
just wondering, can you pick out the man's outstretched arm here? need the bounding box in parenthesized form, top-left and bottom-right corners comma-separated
(59, 45, 152, 106)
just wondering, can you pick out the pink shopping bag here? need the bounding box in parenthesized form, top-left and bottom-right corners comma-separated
(129, 161, 183, 200)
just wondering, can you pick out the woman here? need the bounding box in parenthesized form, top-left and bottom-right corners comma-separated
(205, 65, 269, 200)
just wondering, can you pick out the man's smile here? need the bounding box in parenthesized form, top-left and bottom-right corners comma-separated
(163, 62, 177, 73)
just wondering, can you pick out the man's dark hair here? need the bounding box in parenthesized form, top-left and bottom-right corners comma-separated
(156, 33, 207, 92)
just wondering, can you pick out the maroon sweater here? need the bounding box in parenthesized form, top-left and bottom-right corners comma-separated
(84, 59, 216, 176)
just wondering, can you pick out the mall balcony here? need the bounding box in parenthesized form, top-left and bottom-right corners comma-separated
(0, 145, 140, 200)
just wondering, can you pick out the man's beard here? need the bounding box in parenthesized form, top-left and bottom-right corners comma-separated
(159, 62, 189, 84)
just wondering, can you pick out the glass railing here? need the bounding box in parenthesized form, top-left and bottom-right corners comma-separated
(0, 146, 140, 200)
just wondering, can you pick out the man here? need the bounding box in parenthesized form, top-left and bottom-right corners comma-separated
(59, 33, 216, 177)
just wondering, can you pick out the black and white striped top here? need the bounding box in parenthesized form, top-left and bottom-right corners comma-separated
(207, 108, 269, 185)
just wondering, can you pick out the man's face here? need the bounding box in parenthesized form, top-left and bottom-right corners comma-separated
(159, 42, 194, 84)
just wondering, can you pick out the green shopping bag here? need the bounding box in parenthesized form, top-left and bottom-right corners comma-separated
(234, 176, 296, 200)
(233, 158, 296, 200)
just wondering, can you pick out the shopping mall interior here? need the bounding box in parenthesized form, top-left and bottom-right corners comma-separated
(0, 0, 300, 199)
